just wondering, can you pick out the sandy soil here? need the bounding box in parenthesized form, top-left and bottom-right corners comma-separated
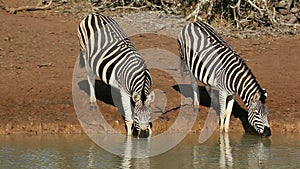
(0, 5, 299, 135)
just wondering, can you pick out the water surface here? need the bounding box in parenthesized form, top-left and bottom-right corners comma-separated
(0, 133, 299, 168)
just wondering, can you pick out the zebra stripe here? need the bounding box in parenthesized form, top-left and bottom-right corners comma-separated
(78, 13, 155, 137)
(177, 21, 270, 136)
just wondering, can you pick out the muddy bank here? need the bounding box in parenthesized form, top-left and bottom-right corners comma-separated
(0, 9, 299, 135)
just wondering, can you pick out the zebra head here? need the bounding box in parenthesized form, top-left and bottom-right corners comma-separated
(132, 91, 155, 134)
(248, 89, 271, 136)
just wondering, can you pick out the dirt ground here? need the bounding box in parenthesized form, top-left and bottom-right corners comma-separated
(0, 3, 299, 135)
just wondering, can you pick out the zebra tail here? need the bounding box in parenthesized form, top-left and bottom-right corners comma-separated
(180, 58, 189, 79)
(79, 51, 85, 68)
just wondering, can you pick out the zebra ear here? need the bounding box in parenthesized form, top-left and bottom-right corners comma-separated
(261, 88, 267, 103)
(253, 92, 260, 102)
(132, 92, 141, 103)
(262, 88, 268, 98)
(147, 91, 155, 103)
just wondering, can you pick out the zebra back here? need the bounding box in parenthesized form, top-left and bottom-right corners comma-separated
(77, 13, 151, 97)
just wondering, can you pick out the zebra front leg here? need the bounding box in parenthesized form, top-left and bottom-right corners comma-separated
(125, 121, 133, 136)
(148, 124, 152, 137)
(87, 69, 97, 111)
(224, 96, 235, 132)
(219, 91, 227, 132)
(120, 91, 134, 136)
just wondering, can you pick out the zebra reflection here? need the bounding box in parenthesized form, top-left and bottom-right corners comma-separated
(219, 133, 271, 168)
(219, 133, 233, 169)
(242, 134, 271, 168)
(192, 133, 270, 168)
(121, 137, 151, 169)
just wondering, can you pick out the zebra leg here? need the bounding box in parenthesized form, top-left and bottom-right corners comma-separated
(125, 121, 133, 136)
(205, 85, 218, 105)
(87, 68, 97, 111)
(180, 59, 199, 112)
(224, 96, 235, 132)
(205, 85, 212, 96)
(180, 58, 189, 78)
(219, 91, 227, 132)
(190, 72, 200, 112)
(148, 125, 152, 137)
(120, 91, 134, 136)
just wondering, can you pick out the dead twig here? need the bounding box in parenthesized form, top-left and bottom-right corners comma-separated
(92, 0, 160, 12)
(0, 0, 53, 14)
(247, 0, 265, 16)
(207, 0, 215, 20)
(230, 0, 241, 28)
(37, 63, 54, 68)
(94, 4, 147, 11)
(186, 1, 203, 21)
(279, 22, 300, 27)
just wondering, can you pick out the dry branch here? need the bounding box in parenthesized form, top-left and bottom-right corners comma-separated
(0, 0, 298, 36)
(230, 0, 241, 28)
(0, 0, 52, 14)
(186, 1, 206, 21)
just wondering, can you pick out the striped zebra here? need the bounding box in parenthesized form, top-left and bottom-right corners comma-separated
(77, 13, 155, 136)
(177, 21, 271, 136)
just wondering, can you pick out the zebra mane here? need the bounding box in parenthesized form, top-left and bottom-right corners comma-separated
(195, 21, 236, 53)
(128, 56, 151, 96)
(233, 53, 266, 105)
(143, 69, 152, 94)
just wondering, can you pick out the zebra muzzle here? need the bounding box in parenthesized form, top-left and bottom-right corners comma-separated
(262, 126, 271, 136)
(140, 126, 148, 131)
(137, 128, 149, 138)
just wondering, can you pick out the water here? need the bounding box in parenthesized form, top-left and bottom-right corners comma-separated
(0, 133, 299, 169)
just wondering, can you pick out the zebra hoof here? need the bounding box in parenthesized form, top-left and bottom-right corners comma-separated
(89, 105, 97, 111)
(132, 128, 150, 138)
(194, 108, 199, 113)
(193, 105, 200, 113)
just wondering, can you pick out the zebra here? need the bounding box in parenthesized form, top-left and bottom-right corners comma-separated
(77, 13, 155, 137)
(177, 21, 271, 136)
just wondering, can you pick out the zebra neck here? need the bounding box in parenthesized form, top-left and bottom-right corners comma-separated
(129, 71, 151, 96)
(235, 65, 262, 108)
(115, 52, 152, 98)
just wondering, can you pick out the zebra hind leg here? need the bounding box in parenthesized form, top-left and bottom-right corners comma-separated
(179, 59, 199, 112)
(87, 68, 97, 111)
(189, 71, 200, 112)
(180, 58, 189, 78)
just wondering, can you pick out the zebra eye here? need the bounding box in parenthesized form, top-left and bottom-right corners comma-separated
(254, 111, 260, 116)
(145, 100, 151, 106)
(132, 92, 141, 103)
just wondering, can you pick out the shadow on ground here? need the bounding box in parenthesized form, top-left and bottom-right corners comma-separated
(173, 84, 258, 134)
(78, 80, 151, 137)
(78, 79, 258, 135)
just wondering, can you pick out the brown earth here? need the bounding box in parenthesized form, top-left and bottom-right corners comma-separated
(0, 4, 299, 135)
